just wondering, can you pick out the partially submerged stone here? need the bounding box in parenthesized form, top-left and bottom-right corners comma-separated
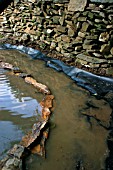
(21, 120, 47, 148)
(25, 77, 50, 94)
(0, 60, 55, 168)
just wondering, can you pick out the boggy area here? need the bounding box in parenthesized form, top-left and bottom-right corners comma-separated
(0, 49, 112, 170)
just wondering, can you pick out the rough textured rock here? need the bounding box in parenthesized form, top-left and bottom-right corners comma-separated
(68, 0, 87, 11)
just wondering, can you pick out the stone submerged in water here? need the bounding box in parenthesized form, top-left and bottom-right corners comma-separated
(0, 144, 24, 170)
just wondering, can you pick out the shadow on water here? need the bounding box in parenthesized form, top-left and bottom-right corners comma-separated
(0, 49, 113, 170)
(0, 0, 13, 13)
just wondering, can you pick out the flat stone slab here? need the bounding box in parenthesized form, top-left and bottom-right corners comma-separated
(68, 0, 87, 11)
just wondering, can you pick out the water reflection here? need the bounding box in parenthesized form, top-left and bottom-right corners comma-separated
(0, 68, 40, 118)
(0, 68, 41, 158)
(0, 120, 23, 159)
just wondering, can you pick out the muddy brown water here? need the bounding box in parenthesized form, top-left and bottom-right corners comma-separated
(0, 49, 112, 170)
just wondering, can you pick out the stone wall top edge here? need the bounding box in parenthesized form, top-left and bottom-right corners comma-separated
(90, 0, 113, 3)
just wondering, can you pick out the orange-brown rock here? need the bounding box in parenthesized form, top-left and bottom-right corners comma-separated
(25, 77, 50, 94)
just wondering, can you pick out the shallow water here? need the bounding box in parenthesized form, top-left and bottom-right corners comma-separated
(0, 50, 112, 169)
(0, 68, 42, 159)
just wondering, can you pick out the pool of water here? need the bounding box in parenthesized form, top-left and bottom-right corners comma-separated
(0, 68, 43, 159)
(0, 49, 112, 170)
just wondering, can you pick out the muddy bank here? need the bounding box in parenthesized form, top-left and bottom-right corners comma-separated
(0, 49, 113, 169)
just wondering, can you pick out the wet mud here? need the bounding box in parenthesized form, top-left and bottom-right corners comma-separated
(0, 49, 113, 170)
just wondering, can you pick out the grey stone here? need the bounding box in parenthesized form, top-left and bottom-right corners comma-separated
(68, 27, 75, 37)
(61, 35, 70, 42)
(110, 47, 113, 55)
(74, 36, 83, 44)
(108, 60, 113, 64)
(56, 26, 66, 33)
(78, 17, 87, 22)
(86, 35, 98, 40)
(78, 31, 85, 38)
(95, 19, 102, 23)
(99, 32, 109, 42)
(90, 0, 113, 3)
(50, 42, 57, 49)
(83, 44, 94, 50)
(75, 46, 82, 51)
(100, 44, 110, 54)
(59, 16, 65, 26)
(52, 16, 60, 24)
(107, 25, 113, 29)
(56, 46, 61, 52)
(104, 54, 113, 59)
(108, 14, 113, 20)
(86, 3, 96, 10)
(55, 36, 62, 42)
(99, 12, 106, 18)
(92, 53, 103, 58)
(84, 39, 94, 45)
(106, 67, 113, 76)
(76, 53, 107, 63)
(68, 0, 87, 12)
(88, 12, 94, 19)
(81, 22, 89, 32)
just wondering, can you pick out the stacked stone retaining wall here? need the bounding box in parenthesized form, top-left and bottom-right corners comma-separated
(0, 0, 113, 76)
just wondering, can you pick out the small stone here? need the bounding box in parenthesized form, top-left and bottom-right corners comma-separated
(86, 35, 98, 40)
(108, 14, 113, 20)
(95, 19, 102, 23)
(88, 12, 94, 19)
(99, 32, 109, 42)
(99, 12, 105, 18)
(84, 39, 93, 45)
(106, 67, 113, 76)
(61, 35, 70, 42)
(100, 44, 110, 54)
(50, 42, 56, 49)
(55, 36, 61, 42)
(78, 31, 85, 38)
(47, 29, 53, 34)
(68, 27, 75, 37)
(78, 17, 86, 22)
(52, 16, 60, 24)
(56, 46, 61, 52)
(104, 54, 113, 59)
(21, 33, 30, 41)
(99, 4, 104, 8)
(92, 53, 103, 58)
(81, 22, 89, 32)
(86, 4, 96, 10)
(56, 26, 66, 33)
(59, 16, 65, 26)
(75, 46, 82, 51)
(107, 25, 113, 29)
(83, 44, 94, 50)
(110, 47, 113, 55)
(74, 36, 83, 44)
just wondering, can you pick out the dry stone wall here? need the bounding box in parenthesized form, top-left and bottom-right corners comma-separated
(0, 0, 113, 76)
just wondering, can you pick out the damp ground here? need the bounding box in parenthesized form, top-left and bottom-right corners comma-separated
(0, 49, 112, 170)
